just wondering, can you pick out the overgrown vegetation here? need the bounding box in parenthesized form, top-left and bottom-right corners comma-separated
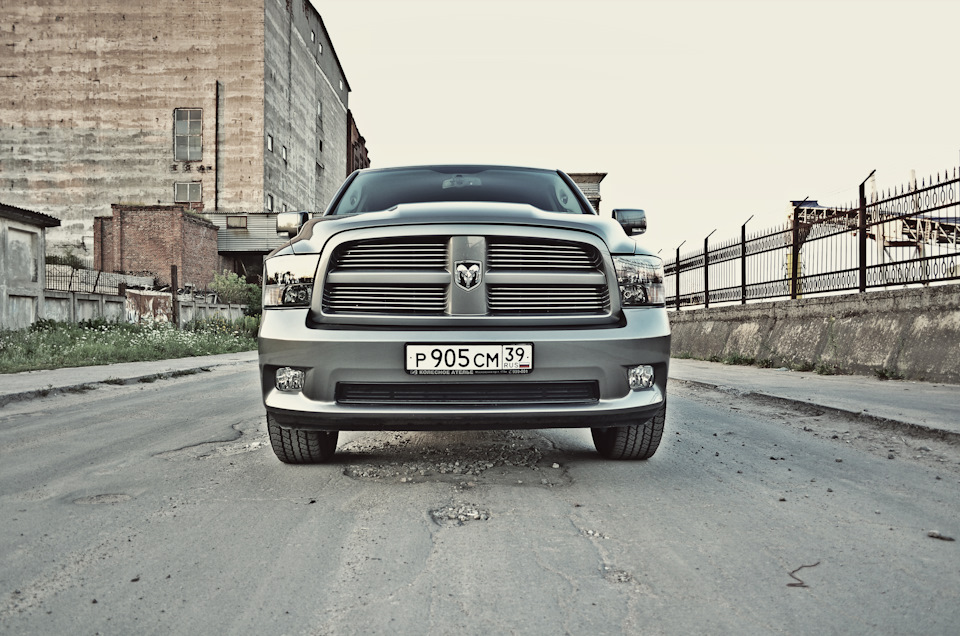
(874, 367, 905, 381)
(210, 270, 262, 315)
(0, 317, 258, 374)
(44, 248, 86, 270)
(723, 352, 756, 366)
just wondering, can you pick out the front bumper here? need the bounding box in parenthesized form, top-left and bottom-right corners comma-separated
(258, 308, 671, 431)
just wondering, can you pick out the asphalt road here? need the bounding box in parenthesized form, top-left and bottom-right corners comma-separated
(1, 362, 958, 635)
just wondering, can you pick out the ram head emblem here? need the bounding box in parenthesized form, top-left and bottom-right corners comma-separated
(455, 261, 482, 291)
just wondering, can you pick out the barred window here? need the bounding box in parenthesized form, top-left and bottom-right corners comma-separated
(174, 182, 202, 203)
(174, 108, 202, 161)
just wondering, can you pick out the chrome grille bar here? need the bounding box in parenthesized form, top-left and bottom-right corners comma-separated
(324, 285, 446, 314)
(335, 240, 447, 269)
(488, 286, 610, 314)
(488, 241, 600, 270)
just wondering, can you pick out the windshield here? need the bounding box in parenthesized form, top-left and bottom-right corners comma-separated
(328, 166, 592, 215)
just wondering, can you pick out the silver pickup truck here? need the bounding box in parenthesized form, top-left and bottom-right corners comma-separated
(258, 165, 670, 463)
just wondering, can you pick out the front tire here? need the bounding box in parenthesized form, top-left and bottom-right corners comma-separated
(591, 401, 666, 460)
(267, 413, 338, 464)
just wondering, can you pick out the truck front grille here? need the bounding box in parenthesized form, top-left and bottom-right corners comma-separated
(323, 285, 447, 314)
(487, 239, 601, 270)
(487, 285, 610, 314)
(321, 233, 614, 323)
(336, 381, 600, 406)
(334, 238, 447, 270)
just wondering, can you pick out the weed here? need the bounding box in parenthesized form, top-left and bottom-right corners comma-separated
(104, 377, 126, 385)
(756, 358, 774, 368)
(815, 361, 840, 376)
(792, 360, 816, 372)
(723, 353, 755, 366)
(170, 369, 200, 378)
(874, 367, 905, 381)
(138, 375, 159, 384)
(708, 354, 723, 363)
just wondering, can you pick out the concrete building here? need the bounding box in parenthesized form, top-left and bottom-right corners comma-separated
(569, 173, 607, 213)
(0, 0, 370, 278)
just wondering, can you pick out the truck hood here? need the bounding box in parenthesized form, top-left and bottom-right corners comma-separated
(274, 201, 652, 257)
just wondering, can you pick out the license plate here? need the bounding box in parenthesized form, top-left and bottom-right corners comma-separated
(406, 344, 533, 375)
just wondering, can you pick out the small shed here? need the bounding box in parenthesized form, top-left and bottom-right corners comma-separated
(0, 202, 61, 329)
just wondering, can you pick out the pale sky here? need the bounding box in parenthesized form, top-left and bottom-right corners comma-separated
(315, 0, 960, 254)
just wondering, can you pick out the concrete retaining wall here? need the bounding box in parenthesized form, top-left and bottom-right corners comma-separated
(669, 285, 960, 384)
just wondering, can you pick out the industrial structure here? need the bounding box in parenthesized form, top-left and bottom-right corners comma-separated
(0, 0, 370, 282)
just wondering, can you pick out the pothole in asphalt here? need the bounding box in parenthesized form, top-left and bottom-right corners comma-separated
(429, 504, 491, 527)
(339, 430, 572, 486)
(602, 567, 634, 584)
(73, 494, 132, 505)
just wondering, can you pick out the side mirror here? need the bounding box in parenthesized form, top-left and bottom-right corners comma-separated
(613, 209, 646, 235)
(277, 211, 310, 237)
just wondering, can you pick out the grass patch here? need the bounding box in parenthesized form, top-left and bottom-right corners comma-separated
(723, 353, 755, 366)
(815, 361, 841, 376)
(0, 317, 258, 374)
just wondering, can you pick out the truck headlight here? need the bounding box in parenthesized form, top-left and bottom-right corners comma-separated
(613, 255, 665, 307)
(263, 254, 319, 307)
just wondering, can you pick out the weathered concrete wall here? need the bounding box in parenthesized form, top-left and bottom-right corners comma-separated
(669, 285, 960, 384)
(125, 290, 245, 323)
(44, 290, 126, 323)
(263, 0, 348, 214)
(0, 0, 266, 256)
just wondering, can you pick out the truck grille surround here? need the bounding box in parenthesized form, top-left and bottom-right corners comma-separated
(319, 234, 615, 323)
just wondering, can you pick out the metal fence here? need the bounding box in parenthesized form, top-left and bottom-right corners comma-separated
(664, 167, 960, 309)
(45, 265, 154, 295)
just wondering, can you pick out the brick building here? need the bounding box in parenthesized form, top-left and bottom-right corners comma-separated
(0, 0, 370, 281)
(95, 205, 219, 289)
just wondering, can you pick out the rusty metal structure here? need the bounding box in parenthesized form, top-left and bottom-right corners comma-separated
(665, 166, 960, 309)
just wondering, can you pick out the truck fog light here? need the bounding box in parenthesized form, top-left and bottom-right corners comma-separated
(628, 365, 655, 390)
(276, 367, 305, 392)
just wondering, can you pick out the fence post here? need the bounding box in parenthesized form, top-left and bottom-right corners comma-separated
(858, 171, 875, 293)
(741, 216, 752, 304)
(674, 242, 684, 310)
(703, 238, 709, 308)
(791, 206, 801, 300)
(704, 230, 716, 308)
(171, 265, 180, 327)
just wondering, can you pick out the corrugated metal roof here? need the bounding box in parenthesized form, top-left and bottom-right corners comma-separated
(0, 202, 62, 227)
(201, 214, 291, 253)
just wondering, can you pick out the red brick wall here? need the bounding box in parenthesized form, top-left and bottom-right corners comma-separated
(180, 214, 220, 290)
(95, 205, 219, 289)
